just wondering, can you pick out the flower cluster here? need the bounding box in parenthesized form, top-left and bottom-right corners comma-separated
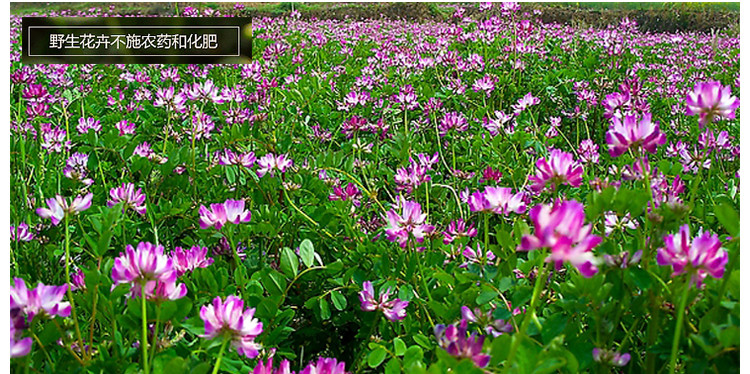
(434, 318, 491, 368)
(199, 199, 252, 230)
(36, 193, 94, 225)
(200, 295, 263, 358)
(519, 200, 602, 277)
(656, 225, 728, 288)
(359, 281, 409, 321)
(384, 199, 434, 248)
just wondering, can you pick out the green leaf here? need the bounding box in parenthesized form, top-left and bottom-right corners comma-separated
(476, 290, 498, 305)
(280, 247, 299, 278)
(403, 346, 424, 367)
(384, 358, 401, 374)
(413, 334, 432, 349)
(367, 347, 387, 368)
(331, 291, 347, 311)
(300, 239, 315, 267)
(714, 201, 740, 237)
(489, 334, 512, 366)
(394, 337, 407, 356)
(318, 298, 331, 320)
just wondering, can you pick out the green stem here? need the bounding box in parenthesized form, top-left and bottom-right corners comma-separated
(503, 259, 549, 374)
(141, 283, 150, 374)
(64, 214, 87, 362)
(211, 338, 230, 374)
(149, 303, 161, 368)
(669, 280, 691, 373)
(484, 214, 490, 263)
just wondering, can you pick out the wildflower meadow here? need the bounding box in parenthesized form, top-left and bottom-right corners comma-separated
(9, 2, 741, 373)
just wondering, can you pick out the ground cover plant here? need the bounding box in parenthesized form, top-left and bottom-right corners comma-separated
(9, 2, 740, 373)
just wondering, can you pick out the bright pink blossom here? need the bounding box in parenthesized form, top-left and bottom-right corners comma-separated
(200, 295, 263, 358)
(518, 200, 601, 277)
(656, 225, 728, 288)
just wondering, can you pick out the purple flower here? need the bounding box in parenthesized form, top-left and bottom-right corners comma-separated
(198, 199, 251, 230)
(656, 225, 728, 288)
(384, 199, 435, 248)
(479, 167, 503, 184)
(359, 281, 409, 321)
(76, 117, 101, 134)
(172, 246, 214, 276)
(518, 200, 602, 277)
(115, 120, 136, 136)
(593, 348, 631, 367)
(257, 153, 293, 178)
(111, 242, 176, 287)
(107, 183, 147, 215)
(439, 112, 469, 137)
(10, 316, 32, 358)
(394, 159, 431, 194)
(460, 243, 496, 268)
(461, 306, 513, 337)
(200, 295, 263, 358)
(36, 193, 93, 226)
(511, 92, 540, 115)
(434, 319, 491, 368)
(685, 81, 740, 127)
(71, 268, 86, 291)
(11, 278, 71, 322)
(578, 139, 600, 164)
(605, 113, 666, 158)
(603, 211, 638, 236)
(328, 183, 362, 207)
(252, 358, 293, 374)
(11, 223, 34, 242)
(218, 149, 256, 169)
(300, 357, 349, 374)
(136, 280, 187, 302)
(442, 219, 478, 245)
(603, 250, 642, 269)
(63, 153, 93, 186)
(528, 149, 584, 193)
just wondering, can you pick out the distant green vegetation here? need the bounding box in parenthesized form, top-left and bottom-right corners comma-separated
(545, 2, 739, 12)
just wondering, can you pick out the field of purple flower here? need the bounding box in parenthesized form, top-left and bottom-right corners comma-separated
(9, 2, 740, 373)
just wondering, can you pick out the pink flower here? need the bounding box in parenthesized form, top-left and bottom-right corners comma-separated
(657, 225, 728, 288)
(359, 281, 409, 321)
(36, 193, 93, 226)
(593, 348, 631, 367)
(257, 153, 293, 178)
(10, 315, 32, 358)
(172, 246, 214, 276)
(115, 120, 136, 136)
(107, 183, 147, 215)
(528, 149, 583, 193)
(605, 113, 666, 158)
(200, 295, 263, 358)
(434, 319, 491, 368)
(518, 200, 602, 277)
(685, 81, 740, 127)
(384, 199, 435, 248)
(132, 280, 187, 302)
(252, 358, 293, 374)
(460, 243, 495, 268)
(11, 278, 71, 322)
(11, 223, 34, 242)
(218, 149, 256, 168)
(461, 306, 513, 337)
(438, 112, 469, 137)
(300, 358, 349, 374)
(111, 242, 176, 287)
(442, 219, 478, 245)
(199, 199, 251, 230)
